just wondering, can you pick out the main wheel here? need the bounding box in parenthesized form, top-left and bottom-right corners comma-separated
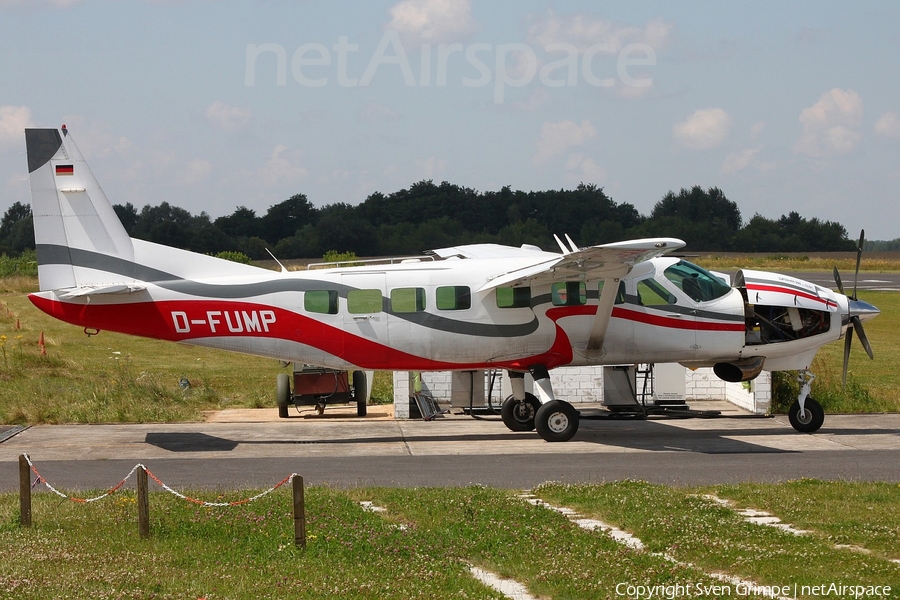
(352, 370, 368, 417)
(535, 400, 579, 442)
(276, 373, 291, 419)
(788, 397, 824, 433)
(501, 393, 541, 432)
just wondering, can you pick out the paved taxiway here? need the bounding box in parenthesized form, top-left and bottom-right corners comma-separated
(2, 402, 899, 491)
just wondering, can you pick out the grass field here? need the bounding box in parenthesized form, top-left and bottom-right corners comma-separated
(1, 481, 897, 599)
(1, 272, 897, 425)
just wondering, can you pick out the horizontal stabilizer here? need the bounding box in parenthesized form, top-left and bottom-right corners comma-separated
(56, 283, 147, 300)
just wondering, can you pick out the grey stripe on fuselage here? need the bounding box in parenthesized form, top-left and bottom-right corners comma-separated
(37, 244, 539, 338)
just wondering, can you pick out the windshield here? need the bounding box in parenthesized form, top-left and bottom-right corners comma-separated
(663, 260, 732, 302)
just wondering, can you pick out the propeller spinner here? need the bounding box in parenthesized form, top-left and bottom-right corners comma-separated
(833, 229, 880, 387)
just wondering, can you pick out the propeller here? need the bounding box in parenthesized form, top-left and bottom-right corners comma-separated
(833, 229, 878, 387)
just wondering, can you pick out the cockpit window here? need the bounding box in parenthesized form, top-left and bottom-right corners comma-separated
(664, 260, 732, 302)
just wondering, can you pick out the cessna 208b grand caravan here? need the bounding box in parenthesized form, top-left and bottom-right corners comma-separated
(24, 126, 880, 441)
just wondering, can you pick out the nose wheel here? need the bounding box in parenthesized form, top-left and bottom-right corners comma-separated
(535, 400, 580, 442)
(789, 396, 824, 433)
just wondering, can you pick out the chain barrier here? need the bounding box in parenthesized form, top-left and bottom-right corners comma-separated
(22, 453, 297, 508)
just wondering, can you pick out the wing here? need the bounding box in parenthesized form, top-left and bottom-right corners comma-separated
(477, 238, 685, 293)
(477, 237, 685, 354)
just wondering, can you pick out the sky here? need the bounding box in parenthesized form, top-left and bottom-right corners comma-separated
(2, 1, 900, 242)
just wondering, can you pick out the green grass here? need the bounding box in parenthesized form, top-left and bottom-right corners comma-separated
(0, 289, 395, 424)
(2, 481, 898, 599)
(536, 481, 900, 598)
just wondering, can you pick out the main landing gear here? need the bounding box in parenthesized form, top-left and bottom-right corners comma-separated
(788, 370, 825, 433)
(501, 367, 580, 442)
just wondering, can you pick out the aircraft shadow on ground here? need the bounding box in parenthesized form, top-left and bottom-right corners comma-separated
(139, 416, 900, 455)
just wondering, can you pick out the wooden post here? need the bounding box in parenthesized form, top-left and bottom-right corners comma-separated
(137, 467, 150, 539)
(18, 455, 31, 527)
(293, 476, 306, 549)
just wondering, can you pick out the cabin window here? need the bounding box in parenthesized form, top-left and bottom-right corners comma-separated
(597, 280, 626, 304)
(496, 286, 531, 308)
(304, 290, 338, 314)
(663, 260, 732, 302)
(436, 286, 471, 310)
(551, 281, 586, 306)
(347, 289, 383, 314)
(637, 278, 676, 306)
(391, 287, 426, 312)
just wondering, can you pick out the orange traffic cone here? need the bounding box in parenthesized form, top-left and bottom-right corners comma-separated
(39, 331, 47, 357)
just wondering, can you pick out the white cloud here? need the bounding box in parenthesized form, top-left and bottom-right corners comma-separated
(533, 119, 596, 164)
(205, 101, 251, 132)
(793, 88, 863, 157)
(57, 115, 133, 159)
(415, 156, 447, 179)
(257, 145, 307, 187)
(178, 159, 213, 186)
(721, 148, 759, 174)
(527, 12, 671, 54)
(874, 111, 900, 138)
(0, 105, 36, 148)
(564, 152, 606, 184)
(386, 0, 475, 43)
(673, 108, 732, 150)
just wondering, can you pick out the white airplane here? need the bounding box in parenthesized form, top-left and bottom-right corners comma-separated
(24, 126, 880, 441)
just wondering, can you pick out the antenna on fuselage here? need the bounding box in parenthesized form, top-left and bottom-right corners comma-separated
(265, 248, 288, 273)
(553, 234, 571, 255)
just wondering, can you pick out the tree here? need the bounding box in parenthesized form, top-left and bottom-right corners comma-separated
(648, 186, 742, 250)
(0, 202, 34, 254)
(261, 194, 316, 244)
(214, 206, 261, 240)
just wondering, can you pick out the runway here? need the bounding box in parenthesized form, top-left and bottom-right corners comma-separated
(2, 404, 899, 492)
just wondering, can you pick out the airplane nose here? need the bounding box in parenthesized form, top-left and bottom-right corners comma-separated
(850, 298, 880, 323)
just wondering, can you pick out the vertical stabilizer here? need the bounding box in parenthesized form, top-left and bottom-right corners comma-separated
(25, 126, 135, 291)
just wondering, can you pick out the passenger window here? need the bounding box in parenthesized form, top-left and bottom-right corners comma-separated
(305, 290, 338, 314)
(347, 289, 383, 314)
(496, 286, 531, 308)
(597, 280, 626, 305)
(436, 286, 471, 310)
(391, 287, 426, 313)
(551, 281, 586, 306)
(637, 279, 676, 306)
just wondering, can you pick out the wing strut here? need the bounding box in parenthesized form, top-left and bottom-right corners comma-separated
(586, 276, 621, 351)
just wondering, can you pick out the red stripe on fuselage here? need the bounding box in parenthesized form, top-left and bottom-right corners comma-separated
(28, 295, 743, 371)
(746, 283, 837, 309)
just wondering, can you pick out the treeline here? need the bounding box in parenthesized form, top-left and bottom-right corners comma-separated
(0, 182, 879, 259)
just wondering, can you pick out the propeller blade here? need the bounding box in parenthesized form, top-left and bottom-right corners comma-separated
(852, 229, 864, 301)
(833, 266, 844, 295)
(842, 324, 853, 389)
(851, 315, 875, 360)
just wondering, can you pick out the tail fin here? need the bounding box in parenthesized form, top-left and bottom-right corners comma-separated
(26, 126, 135, 292)
(26, 126, 265, 294)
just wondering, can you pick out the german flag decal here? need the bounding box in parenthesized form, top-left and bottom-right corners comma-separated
(55, 165, 74, 176)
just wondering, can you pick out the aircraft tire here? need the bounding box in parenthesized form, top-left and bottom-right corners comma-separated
(788, 397, 824, 433)
(501, 393, 541, 432)
(276, 373, 291, 419)
(353, 370, 368, 417)
(535, 400, 579, 442)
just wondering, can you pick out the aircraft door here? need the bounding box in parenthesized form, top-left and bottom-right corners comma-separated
(341, 273, 389, 366)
